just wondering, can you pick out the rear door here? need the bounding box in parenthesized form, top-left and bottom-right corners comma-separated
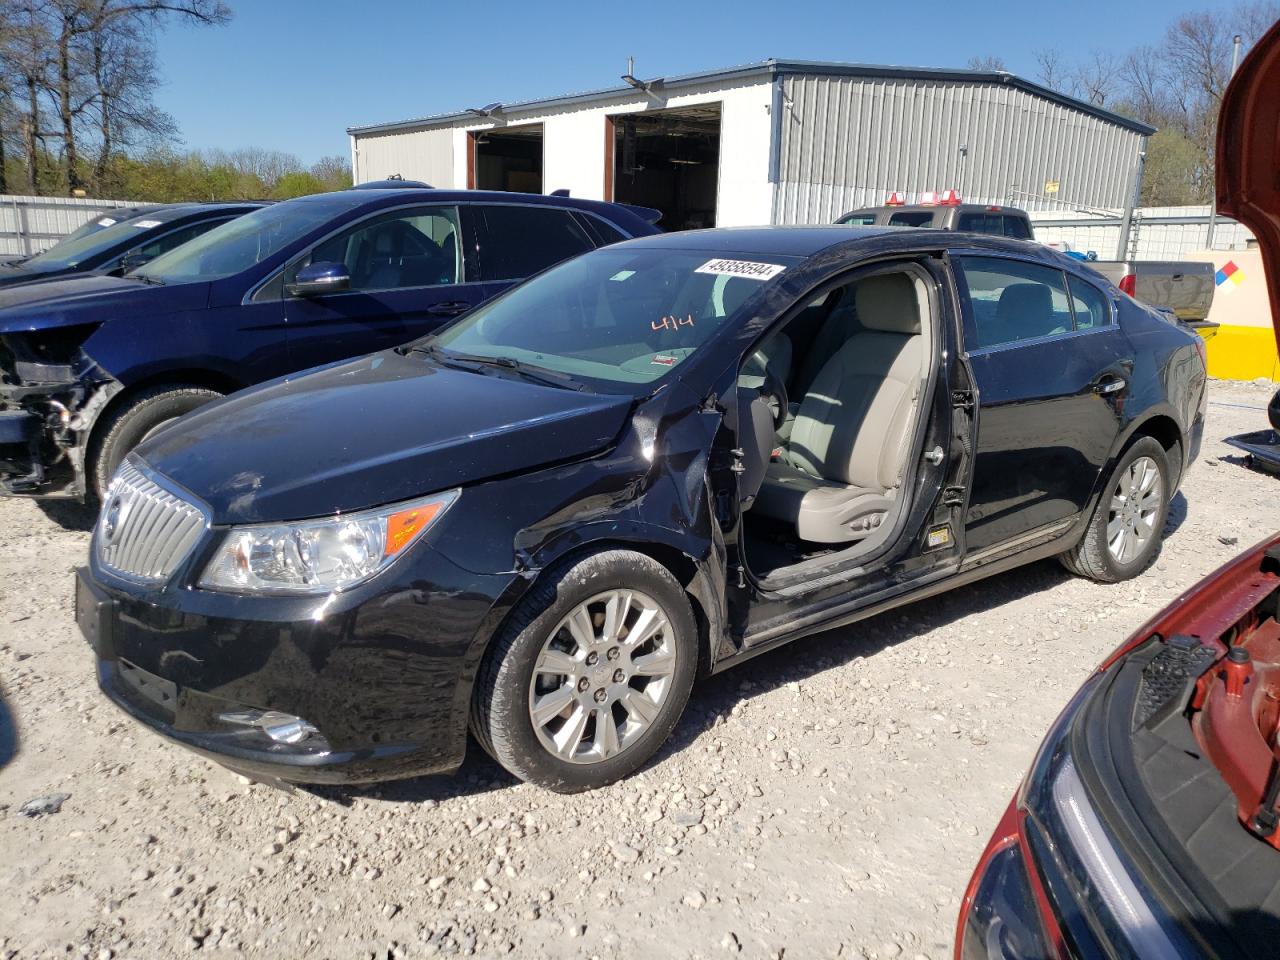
(472, 203, 598, 297)
(282, 204, 486, 371)
(957, 254, 1133, 553)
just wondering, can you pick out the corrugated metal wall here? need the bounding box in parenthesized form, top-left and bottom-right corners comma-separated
(775, 75, 1146, 224)
(0, 194, 140, 257)
(353, 127, 455, 186)
(1031, 207, 1255, 260)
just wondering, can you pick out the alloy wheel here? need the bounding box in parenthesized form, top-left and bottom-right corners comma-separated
(1106, 455, 1163, 564)
(527, 589, 676, 764)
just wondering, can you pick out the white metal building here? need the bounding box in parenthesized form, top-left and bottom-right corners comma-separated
(347, 61, 1155, 231)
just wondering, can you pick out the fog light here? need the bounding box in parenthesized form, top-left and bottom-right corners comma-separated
(219, 709, 319, 744)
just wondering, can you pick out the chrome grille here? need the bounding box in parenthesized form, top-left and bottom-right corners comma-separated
(96, 459, 207, 583)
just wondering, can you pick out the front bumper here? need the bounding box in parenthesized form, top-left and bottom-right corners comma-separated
(0, 370, 114, 499)
(76, 542, 516, 784)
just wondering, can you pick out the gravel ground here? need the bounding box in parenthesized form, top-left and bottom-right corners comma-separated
(1, 380, 1277, 960)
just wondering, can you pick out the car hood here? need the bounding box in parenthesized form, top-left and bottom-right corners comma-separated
(1217, 18, 1280, 344)
(0, 262, 68, 288)
(0, 274, 206, 333)
(137, 350, 636, 524)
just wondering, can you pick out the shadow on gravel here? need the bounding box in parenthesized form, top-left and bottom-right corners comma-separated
(657, 557, 1076, 759)
(300, 743, 517, 806)
(36, 499, 98, 532)
(1165, 491, 1189, 540)
(0, 686, 18, 772)
(305, 496, 1197, 800)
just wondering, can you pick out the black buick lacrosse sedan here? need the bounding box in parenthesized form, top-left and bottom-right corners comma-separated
(76, 225, 1206, 792)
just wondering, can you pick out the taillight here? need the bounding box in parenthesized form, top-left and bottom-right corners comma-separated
(1118, 274, 1136, 297)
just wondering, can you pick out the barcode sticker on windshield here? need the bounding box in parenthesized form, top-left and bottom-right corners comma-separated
(97, 217, 116, 227)
(132, 219, 162, 229)
(695, 258, 786, 281)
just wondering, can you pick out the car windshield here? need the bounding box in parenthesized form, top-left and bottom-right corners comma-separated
(135, 199, 352, 283)
(430, 247, 795, 391)
(19, 214, 166, 270)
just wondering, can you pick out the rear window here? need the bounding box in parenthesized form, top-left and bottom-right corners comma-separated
(887, 211, 934, 228)
(839, 212, 878, 226)
(478, 205, 596, 280)
(957, 213, 1034, 239)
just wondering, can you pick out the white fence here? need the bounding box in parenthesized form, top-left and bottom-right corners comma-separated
(1030, 205, 1255, 261)
(0, 194, 142, 257)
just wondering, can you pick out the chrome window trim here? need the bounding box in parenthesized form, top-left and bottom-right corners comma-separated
(965, 323, 1114, 358)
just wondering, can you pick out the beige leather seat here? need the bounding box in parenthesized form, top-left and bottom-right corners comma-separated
(752, 272, 925, 544)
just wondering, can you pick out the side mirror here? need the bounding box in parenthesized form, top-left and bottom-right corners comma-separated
(110, 253, 152, 276)
(287, 261, 350, 298)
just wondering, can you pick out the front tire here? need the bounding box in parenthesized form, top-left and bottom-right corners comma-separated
(1060, 436, 1170, 583)
(471, 550, 697, 793)
(89, 386, 223, 501)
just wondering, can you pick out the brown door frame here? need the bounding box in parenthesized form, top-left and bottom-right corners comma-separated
(466, 131, 478, 189)
(603, 116, 615, 202)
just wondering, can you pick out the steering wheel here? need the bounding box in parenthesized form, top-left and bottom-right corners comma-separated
(758, 367, 790, 430)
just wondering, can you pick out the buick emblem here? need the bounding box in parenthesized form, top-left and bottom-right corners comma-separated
(102, 497, 122, 543)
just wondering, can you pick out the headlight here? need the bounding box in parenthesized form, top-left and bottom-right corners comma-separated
(198, 489, 459, 595)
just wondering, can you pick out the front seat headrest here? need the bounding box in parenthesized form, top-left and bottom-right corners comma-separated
(855, 273, 921, 334)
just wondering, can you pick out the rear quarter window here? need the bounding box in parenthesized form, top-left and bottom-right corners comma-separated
(887, 211, 935, 228)
(478, 205, 595, 280)
(1066, 274, 1112, 329)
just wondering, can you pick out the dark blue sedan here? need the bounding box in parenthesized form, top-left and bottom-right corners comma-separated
(0, 189, 659, 500)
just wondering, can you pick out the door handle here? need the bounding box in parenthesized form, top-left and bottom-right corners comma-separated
(1094, 376, 1127, 395)
(427, 300, 472, 317)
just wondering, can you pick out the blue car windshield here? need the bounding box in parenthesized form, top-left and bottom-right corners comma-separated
(431, 247, 795, 389)
(19, 214, 165, 270)
(135, 199, 356, 283)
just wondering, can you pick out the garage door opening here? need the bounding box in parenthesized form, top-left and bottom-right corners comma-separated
(609, 104, 720, 230)
(472, 124, 544, 193)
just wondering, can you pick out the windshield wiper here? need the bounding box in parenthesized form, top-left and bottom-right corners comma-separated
(402, 344, 583, 390)
(127, 273, 164, 286)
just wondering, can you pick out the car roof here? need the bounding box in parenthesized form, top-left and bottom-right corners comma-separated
(145, 201, 268, 222)
(289, 187, 655, 229)
(619, 224, 1080, 269)
(621, 224, 903, 257)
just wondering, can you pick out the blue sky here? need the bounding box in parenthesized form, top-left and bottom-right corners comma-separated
(150, 0, 1255, 164)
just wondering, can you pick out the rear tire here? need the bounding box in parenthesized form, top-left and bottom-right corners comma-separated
(471, 549, 697, 793)
(89, 386, 223, 501)
(1060, 436, 1170, 583)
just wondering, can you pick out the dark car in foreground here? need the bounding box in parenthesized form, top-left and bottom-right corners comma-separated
(0, 188, 658, 501)
(0, 202, 258, 289)
(75, 217, 1206, 793)
(958, 20, 1280, 959)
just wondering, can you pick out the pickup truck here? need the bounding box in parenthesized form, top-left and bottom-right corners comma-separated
(1083, 260, 1216, 322)
(837, 199, 1215, 322)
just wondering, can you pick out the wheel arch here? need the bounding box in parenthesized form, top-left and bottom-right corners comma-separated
(1115, 408, 1187, 488)
(463, 525, 726, 693)
(82, 368, 244, 450)
(74, 369, 245, 498)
